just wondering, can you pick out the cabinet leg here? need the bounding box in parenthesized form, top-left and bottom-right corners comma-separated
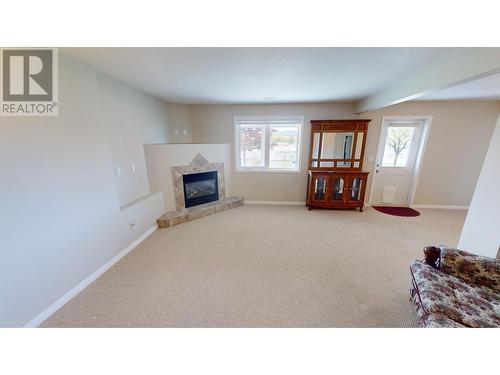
(307, 206, 312, 211)
(359, 206, 363, 212)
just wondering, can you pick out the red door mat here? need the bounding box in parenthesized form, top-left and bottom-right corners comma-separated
(373, 206, 420, 217)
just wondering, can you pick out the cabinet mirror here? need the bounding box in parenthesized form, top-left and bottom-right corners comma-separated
(320, 132, 354, 160)
(309, 121, 367, 170)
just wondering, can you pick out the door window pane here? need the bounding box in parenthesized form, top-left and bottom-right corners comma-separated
(331, 177, 344, 201)
(336, 161, 351, 168)
(313, 176, 327, 200)
(269, 126, 299, 169)
(354, 132, 364, 159)
(312, 132, 320, 159)
(240, 126, 265, 167)
(381, 127, 415, 167)
(350, 177, 363, 201)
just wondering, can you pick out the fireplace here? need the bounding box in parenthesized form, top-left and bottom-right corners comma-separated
(171, 153, 226, 211)
(182, 171, 219, 208)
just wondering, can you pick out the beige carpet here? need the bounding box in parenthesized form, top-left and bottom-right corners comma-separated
(42, 205, 466, 327)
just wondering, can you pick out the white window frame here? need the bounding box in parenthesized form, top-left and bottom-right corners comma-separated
(234, 116, 304, 173)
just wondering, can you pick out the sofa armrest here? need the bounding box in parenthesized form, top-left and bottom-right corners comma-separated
(425, 245, 500, 292)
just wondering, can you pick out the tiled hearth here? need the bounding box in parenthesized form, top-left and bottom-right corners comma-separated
(157, 197, 243, 228)
(158, 153, 242, 228)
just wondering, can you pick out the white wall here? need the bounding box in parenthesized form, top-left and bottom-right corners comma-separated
(190, 101, 499, 205)
(144, 143, 232, 212)
(362, 101, 500, 206)
(0, 53, 171, 327)
(165, 102, 193, 144)
(97, 75, 192, 206)
(458, 113, 500, 258)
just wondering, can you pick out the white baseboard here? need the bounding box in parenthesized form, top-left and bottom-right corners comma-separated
(411, 204, 469, 210)
(244, 200, 305, 206)
(24, 224, 158, 328)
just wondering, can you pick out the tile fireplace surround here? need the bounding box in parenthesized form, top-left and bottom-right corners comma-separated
(171, 153, 225, 211)
(158, 153, 243, 228)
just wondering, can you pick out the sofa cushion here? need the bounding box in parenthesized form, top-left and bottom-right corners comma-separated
(440, 248, 500, 293)
(410, 261, 500, 328)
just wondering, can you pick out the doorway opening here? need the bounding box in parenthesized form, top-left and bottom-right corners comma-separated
(369, 116, 432, 207)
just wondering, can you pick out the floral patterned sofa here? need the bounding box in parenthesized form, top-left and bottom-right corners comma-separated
(409, 245, 500, 328)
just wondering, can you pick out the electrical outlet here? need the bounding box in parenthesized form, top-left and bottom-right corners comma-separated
(183, 129, 188, 136)
(131, 163, 136, 173)
(174, 129, 180, 136)
(115, 166, 122, 176)
(129, 219, 136, 231)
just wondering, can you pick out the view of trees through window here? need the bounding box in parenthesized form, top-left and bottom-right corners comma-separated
(381, 126, 415, 167)
(270, 126, 298, 169)
(240, 126, 264, 167)
(238, 121, 301, 170)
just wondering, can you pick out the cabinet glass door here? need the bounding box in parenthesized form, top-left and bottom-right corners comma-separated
(348, 176, 364, 202)
(312, 175, 328, 201)
(331, 176, 345, 202)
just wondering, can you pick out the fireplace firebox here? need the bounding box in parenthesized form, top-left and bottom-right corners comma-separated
(182, 171, 219, 208)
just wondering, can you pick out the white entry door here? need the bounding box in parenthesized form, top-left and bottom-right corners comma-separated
(371, 119, 424, 206)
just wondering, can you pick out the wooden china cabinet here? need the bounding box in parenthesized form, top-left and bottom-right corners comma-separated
(306, 119, 371, 211)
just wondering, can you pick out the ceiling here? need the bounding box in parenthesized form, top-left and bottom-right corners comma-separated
(62, 48, 477, 104)
(418, 72, 500, 100)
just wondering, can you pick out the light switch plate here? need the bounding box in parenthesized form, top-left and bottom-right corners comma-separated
(174, 129, 180, 135)
(115, 166, 122, 176)
(131, 163, 136, 172)
(183, 129, 188, 136)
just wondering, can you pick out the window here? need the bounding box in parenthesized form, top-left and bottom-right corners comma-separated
(381, 126, 416, 167)
(234, 117, 303, 172)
